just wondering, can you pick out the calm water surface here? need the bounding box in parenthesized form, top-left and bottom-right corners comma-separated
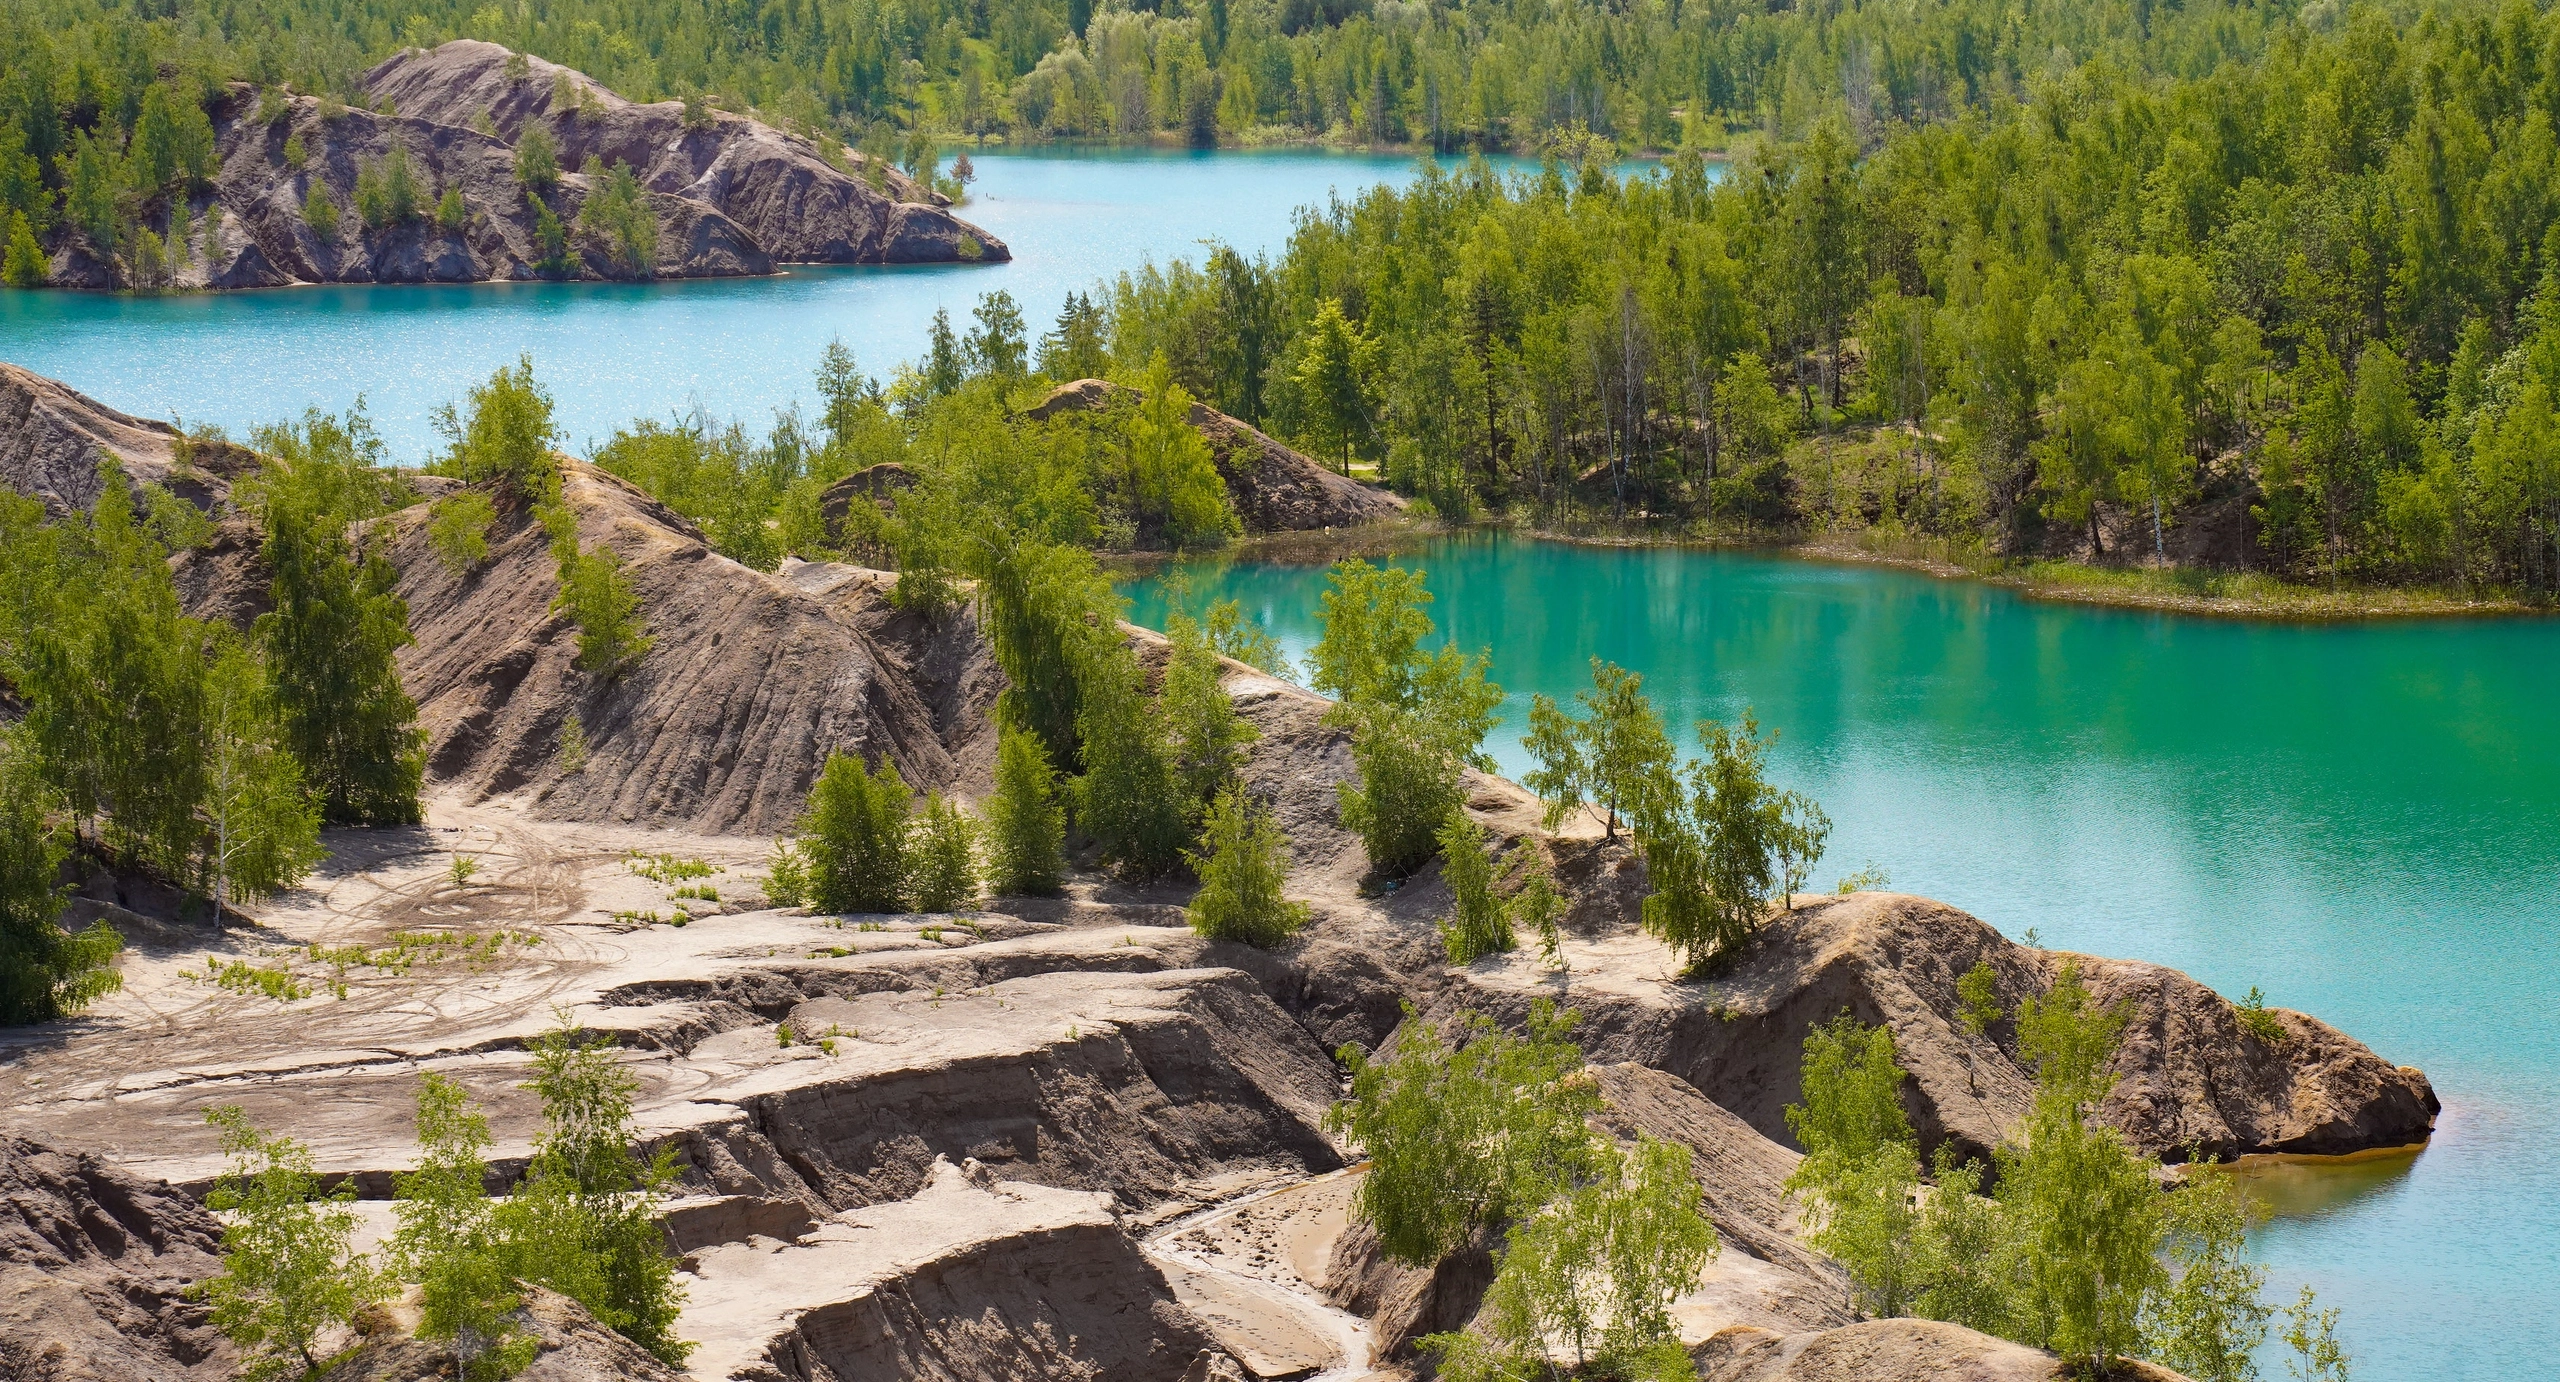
(0, 148, 1572, 459)
(1127, 533, 2560, 1381)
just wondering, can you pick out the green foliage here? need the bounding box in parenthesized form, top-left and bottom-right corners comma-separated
(391, 1073, 528, 1380)
(495, 1020, 690, 1366)
(1523, 659, 1674, 839)
(982, 725, 1065, 898)
(575, 160, 655, 273)
(64, 133, 119, 246)
(797, 750, 910, 913)
(1326, 1000, 1602, 1268)
(549, 526, 652, 677)
(246, 407, 427, 826)
(1957, 961, 2005, 1037)
(199, 1108, 381, 1381)
(1509, 844, 1567, 969)
(2282, 1284, 2353, 1382)
(1071, 640, 1188, 880)
(201, 641, 325, 910)
(530, 197, 570, 272)
(0, 732, 122, 1025)
(1183, 788, 1307, 948)
(906, 791, 979, 912)
(1127, 353, 1238, 548)
(353, 142, 422, 228)
(1202, 596, 1289, 678)
(1435, 812, 1512, 964)
(436, 186, 467, 230)
(594, 411, 798, 571)
(2237, 986, 2286, 1044)
(513, 123, 558, 190)
(1310, 559, 1501, 875)
(429, 489, 497, 573)
(1774, 972, 2285, 1378)
(2144, 1169, 2273, 1382)
(1634, 711, 1829, 972)
(762, 839, 810, 907)
(142, 482, 214, 550)
(1783, 1014, 1922, 1317)
(433, 356, 561, 502)
(1446, 1136, 1719, 1374)
(1291, 298, 1377, 474)
(301, 179, 339, 243)
(975, 536, 1113, 771)
(3, 211, 45, 287)
(1161, 610, 1257, 823)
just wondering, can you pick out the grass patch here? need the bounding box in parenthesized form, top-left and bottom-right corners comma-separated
(625, 851, 718, 883)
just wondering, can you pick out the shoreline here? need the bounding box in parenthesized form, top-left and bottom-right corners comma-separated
(1119, 517, 2558, 624)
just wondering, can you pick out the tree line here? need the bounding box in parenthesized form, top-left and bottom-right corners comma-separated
(0, 420, 424, 1025)
(1082, 2, 2560, 591)
(0, 355, 668, 1030)
(0, 0, 2284, 194)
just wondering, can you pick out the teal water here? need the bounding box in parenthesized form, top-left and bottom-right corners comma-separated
(0, 148, 1585, 460)
(1126, 533, 2560, 1381)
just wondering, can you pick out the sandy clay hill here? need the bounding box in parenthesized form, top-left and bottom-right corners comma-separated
(0, 368, 2436, 1381)
(37, 39, 1005, 291)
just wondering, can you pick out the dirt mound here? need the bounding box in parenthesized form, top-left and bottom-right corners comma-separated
(381, 460, 1001, 835)
(1026, 380, 1405, 533)
(0, 1135, 232, 1382)
(364, 42, 1005, 268)
(1424, 891, 2439, 1167)
(1694, 1318, 2195, 1382)
(0, 362, 255, 516)
(318, 1285, 682, 1382)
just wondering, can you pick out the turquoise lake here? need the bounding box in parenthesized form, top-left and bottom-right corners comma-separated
(1127, 534, 2560, 1382)
(1, 147, 2547, 1378)
(0, 147, 1568, 460)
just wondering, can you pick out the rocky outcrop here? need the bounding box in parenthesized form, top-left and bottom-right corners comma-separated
(363, 42, 1004, 267)
(1026, 379, 1407, 533)
(28, 41, 1003, 291)
(1425, 890, 2440, 1167)
(0, 1135, 232, 1381)
(379, 461, 1002, 836)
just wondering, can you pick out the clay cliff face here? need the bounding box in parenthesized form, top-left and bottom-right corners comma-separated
(364, 42, 1001, 268)
(37, 40, 1004, 291)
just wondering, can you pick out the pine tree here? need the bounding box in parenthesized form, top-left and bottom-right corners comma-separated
(797, 750, 910, 913)
(1183, 789, 1307, 947)
(983, 725, 1065, 897)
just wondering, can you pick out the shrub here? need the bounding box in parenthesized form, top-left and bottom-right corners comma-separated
(428, 490, 495, 573)
(514, 123, 559, 190)
(1325, 1001, 1602, 1268)
(353, 144, 421, 228)
(1184, 789, 1307, 948)
(0, 734, 123, 1027)
(301, 181, 339, 243)
(1163, 611, 1256, 821)
(1436, 813, 1512, 963)
(390, 1074, 528, 1380)
(576, 160, 655, 273)
(436, 186, 467, 230)
(1072, 642, 1187, 880)
(432, 356, 560, 502)
(982, 726, 1065, 896)
(798, 750, 910, 913)
(906, 791, 979, 912)
(551, 541, 650, 677)
(199, 1108, 382, 1382)
(3, 212, 45, 288)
